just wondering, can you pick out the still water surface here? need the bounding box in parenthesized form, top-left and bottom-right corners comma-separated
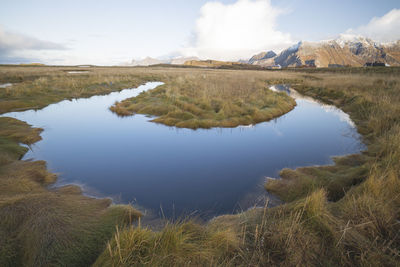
(2, 82, 364, 218)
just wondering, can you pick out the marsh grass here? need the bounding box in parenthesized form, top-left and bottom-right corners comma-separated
(1, 66, 400, 266)
(266, 154, 369, 202)
(0, 66, 152, 266)
(0, 117, 43, 165)
(0, 116, 142, 266)
(110, 71, 296, 129)
(0, 149, 142, 266)
(94, 220, 240, 266)
(0, 66, 158, 113)
(261, 68, 400, 265)
(98, 67, 400, 266)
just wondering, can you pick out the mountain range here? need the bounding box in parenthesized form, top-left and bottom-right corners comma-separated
(122, 35, 400, 68)
(247, 35, 400, 68)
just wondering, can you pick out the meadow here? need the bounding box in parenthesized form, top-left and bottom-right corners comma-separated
(0, 65, 399, 266)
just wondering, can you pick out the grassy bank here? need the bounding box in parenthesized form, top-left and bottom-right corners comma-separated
(0, 66, 153, 266)
(1, 66, 400, 266)
(0, 116, 141, 266)
(0, 66, 158, 114)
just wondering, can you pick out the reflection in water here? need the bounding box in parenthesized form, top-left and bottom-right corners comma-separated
(269, 84, 355, 127)
(67, 71, 90, 74)
(0, 83, 12, 88)
(2, 82, 364, 219)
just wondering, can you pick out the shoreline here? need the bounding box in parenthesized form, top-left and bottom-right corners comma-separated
(4, 81, 362, 220)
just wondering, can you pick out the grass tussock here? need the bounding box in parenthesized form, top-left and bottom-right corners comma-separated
(94, 220, 239, 266)
(266, 154, 369, 202)
(0, 157, 142, 266)
(330, 169, 400, 266)
(0, 117, 43, 165)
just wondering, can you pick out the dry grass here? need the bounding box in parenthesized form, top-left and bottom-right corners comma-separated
(261, 68, 400, 265)
(0, 107, 142, 266)
(0, 67, 142, 266)
(100, 67, 400, 266)
(0, 158, 142, 266)
(94, 220, 240, 266)
(110, 69, 296, 129)
(0, 66, 153, 266)
(0, 66, 158, 113)
(0, 117, 43, 165)
(266, 154, 369, 202)
(1, 66, 400, 266)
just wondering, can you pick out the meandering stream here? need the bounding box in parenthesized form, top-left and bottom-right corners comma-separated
(2, 82, 364, 219)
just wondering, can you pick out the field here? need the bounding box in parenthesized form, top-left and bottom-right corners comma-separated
(0, 65, 399, 266)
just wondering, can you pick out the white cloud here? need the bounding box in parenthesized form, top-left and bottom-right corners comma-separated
(0, 26, 67, 63)
(181, 0, 293, 61)
(346, 9, 400, 42)
(0, 26, 66, 53)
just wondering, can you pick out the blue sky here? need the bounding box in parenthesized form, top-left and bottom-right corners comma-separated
(0, 0, 399, 65)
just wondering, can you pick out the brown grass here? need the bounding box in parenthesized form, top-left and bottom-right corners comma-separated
(102, 67, 400, 266)
(1, 66, 400, 266)
(94, 220, 240, 266)
(110, 69, 297, 129)
(0, 115, 142, 266)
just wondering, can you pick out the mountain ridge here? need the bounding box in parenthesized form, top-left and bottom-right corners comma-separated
(247, 35, 400, 68)
(122, 35, 400, 68)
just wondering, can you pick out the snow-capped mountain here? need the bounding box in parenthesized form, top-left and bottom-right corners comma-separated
(247, 35, 400, 67)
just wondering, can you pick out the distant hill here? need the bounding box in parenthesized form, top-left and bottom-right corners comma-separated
(183, 60, 242, 68)
(19, 63, 46, 66)
(246, 35, 400, 68)
(170, 57, 199, 65)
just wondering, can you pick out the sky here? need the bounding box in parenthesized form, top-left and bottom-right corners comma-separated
(0, 0, 399, 65)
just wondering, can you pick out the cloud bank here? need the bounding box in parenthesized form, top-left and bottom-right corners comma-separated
(182, 0, 293, 61)
(0, 26, 66, 63)
(346, 9, 400, 42)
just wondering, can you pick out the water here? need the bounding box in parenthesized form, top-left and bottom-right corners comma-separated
(2, 82, 364, 219)
(0, 83, 12, 88)
(67, 71, 90, 74)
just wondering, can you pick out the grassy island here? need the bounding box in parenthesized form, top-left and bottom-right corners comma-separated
(110, 71, 296, 129)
